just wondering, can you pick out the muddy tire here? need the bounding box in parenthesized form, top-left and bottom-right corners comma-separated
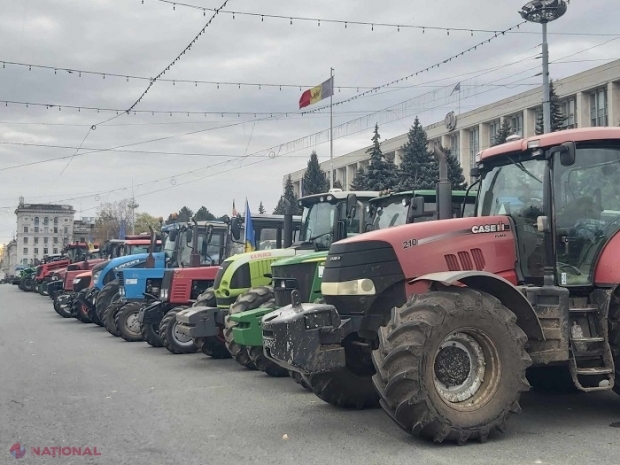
(96, 280, 119, 322)
(372, 287, 531, 444)
(307, 368, 380, 409)
(224, 286, 274, 370)
(115, 302, 144, 342)
(23, 278, 35, 292)
(201, 333, 232, 359)
(609, 290, 620, 396)
(54, 296, 73, 318)
(248, 346, 289, 377)
(160, 306, 198, 354)
(103, 301, 123, 337)
(141, 323, 163, 347)
(195, 287, 216, 307)
(87, 303, 104, 327)
(290, 371, 312, 391)
(74, 301, 92, 324)
(38, 282, 49, 296)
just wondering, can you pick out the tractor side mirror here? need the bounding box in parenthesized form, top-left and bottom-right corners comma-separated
(186, 228, 193, 244)
(537, 215, 551, 233)
(470, 166, 481, 178)
(346, 194, 357, 219)
(555, 141, 576, 166)
(407, 196, 425, 222)
(231, 217, 242, 241)
(168, 229, 178, 242)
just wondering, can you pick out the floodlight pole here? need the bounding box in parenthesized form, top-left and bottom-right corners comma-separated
(542, 21, 551, 134)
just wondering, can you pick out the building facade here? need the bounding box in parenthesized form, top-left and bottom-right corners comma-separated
(14, 198, 76, 265)
(1, 239, 17, 277)
(73, 217, 96, 243)
(285, 59, 620, 194)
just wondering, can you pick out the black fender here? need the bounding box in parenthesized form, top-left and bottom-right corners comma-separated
(410, 270, 545, 341)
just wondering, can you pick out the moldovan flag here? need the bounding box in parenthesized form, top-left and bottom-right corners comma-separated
(244, 199, 256, 252)
(299, 77, 334, 109)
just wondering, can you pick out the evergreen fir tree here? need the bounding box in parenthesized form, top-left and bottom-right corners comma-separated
(273, 176, 301, 215)
(349, 167, 367, 191)
(445, 148, 467, 190)
(177, 206, 194, 222)
(398, 117, 438, 191)
(535, 80, 565, 134)
(194, 206, 215, 221)
(302, 151, 329, 195)
(493, 118, 514, 146)
(364, 123, 399, 191)
(258, 201, 266, 214)
(333, 179, 343, 189)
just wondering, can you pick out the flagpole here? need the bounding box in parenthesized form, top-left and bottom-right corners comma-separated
(329, 67, 334, 190)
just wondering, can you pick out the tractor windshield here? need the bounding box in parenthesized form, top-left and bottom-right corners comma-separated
(164, 235, 176, 261)
(127, 244, 150, 255)
(178, 228, 223, 267)
(372, 197, 409, 229)
(300, 202, 337, 249)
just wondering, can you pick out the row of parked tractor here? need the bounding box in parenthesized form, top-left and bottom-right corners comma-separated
(17, 130, 620, 444)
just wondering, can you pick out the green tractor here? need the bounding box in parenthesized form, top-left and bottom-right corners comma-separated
(18, 265, 38, 292)
(228, 189, 477, 380)
(175, 190, 381, 363)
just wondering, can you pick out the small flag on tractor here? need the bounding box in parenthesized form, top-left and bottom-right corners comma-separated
(299, 77, 334, 109)
(244, 199, 256, 253)
(232, 199, 237, 217)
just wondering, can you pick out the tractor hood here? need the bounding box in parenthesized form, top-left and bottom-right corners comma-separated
(321, 216, 518, 306)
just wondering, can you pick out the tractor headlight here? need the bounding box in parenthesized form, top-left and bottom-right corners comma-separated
(161, 288, 168, 300)
(52, 275, 59, 281)
(73, 278, 81, 285)
(119, 287, 125, 297)
(92, 271, 101, 283)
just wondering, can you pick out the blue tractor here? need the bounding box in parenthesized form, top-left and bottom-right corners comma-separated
(104, 220, 232, 340)
(83, 226, 177, 326)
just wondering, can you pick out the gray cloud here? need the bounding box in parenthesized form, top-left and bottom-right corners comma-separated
(0, 0, 617, 240)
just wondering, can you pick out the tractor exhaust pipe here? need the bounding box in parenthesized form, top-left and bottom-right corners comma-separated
(283, 198, 293, 248)
(189, 217, 200, 268)
(146, 226, 156, 268)
(433, 143, 452, 220)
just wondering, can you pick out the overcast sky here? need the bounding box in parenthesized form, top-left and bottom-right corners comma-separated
(0, 0, 618, 242)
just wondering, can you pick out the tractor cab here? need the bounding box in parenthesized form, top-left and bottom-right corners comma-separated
(295, 190, 380, 250)
(366, 189, 477, 231)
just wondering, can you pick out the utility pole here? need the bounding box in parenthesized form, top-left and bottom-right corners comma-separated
(128, 180, 139, 235)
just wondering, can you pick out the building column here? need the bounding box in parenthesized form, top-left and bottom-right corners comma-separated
(608, 81, 620, 127)
(459, 129, 471, 170)
(479, 123, 490, 151)
(523, 109, 536, 137)
(576, 91, 590, 128)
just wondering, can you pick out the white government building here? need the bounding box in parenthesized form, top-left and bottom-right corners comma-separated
(285, 59, 620, 195)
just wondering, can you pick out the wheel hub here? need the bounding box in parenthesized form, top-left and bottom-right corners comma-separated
(172, 322, 192, 345)
(433, 332, 486, 403)
(125, 312, 141, 334)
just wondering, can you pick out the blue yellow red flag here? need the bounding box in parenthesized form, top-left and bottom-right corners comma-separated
(244, 199, 255, 252)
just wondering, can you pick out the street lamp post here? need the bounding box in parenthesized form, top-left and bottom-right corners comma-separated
(519, 0, 568, 134)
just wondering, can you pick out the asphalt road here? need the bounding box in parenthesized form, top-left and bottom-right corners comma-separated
(1, 285, 620, 465)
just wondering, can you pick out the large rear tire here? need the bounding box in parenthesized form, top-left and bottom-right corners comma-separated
(195, 287, 216, 307)
(74, 300, 92, 324)
(96, 280, 119, 322)
(23, 278, 35, 292)
(38, 282, 49, 296)
(200, 332, 232, 359)
(223, 286, 274, 370)
(248, 346, 289, 377)
(372, 287, 531, 444)
(160, 306, 198, 354)
(54, 295, 73, 318)
(290, 371, 312, 391)
(115, 302, 144, 342)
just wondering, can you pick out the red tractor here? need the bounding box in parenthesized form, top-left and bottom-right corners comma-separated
(36, 242, 99, 296)
(263, 127, 620, 444)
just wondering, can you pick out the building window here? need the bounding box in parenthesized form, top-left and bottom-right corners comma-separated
(590, 88, 608, 127)
(469, 126, 480, 168)
(44, 237, 48, 244)
(54, 227, 58, 234)
(34, 217, 39, 226)
(22, 258, 28, 265)
(509, 113, 523, 136)
(23, 237, 28, 244)
(34, 226, 39, 233)
(64, 226, 69, 234)
(561, 98, 576, 129)
(54, 217, 58, 226)
(43, 248, 48, 255)
(43, 217, 49, 226)
(23, 226, 28, 233)
(54, 237, 58, 244)
(44, 227, 49, 233)
(53, 248, 58, 254)
(488, 120, 500, 146)
(34, 248, 39, 255)
(23, 248, 28, 255)
(34, 237, 39, 244)
(449, 133, 460, 159)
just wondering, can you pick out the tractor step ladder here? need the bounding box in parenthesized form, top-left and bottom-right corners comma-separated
(568, 298, 614, 392)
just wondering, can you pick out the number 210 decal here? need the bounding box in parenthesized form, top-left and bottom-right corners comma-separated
(402, 239, 418, 249)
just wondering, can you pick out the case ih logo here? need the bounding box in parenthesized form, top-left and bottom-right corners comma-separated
(471, 223, 508, 234)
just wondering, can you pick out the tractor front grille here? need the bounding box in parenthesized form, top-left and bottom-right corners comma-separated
(272, 262, 316, 307)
